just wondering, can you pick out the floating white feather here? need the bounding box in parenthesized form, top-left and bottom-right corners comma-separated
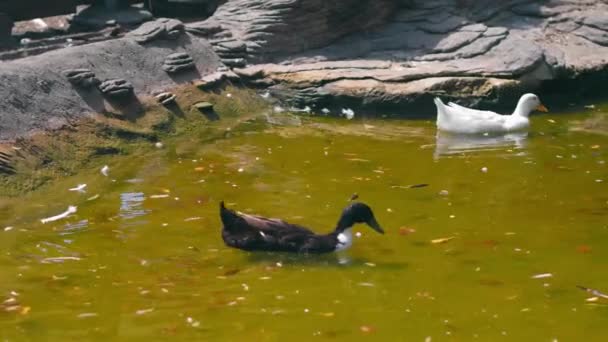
(41, 206, 77, 224)
(68, 184, 87, 193)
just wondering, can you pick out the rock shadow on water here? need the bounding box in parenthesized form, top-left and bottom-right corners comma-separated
(434, 131, 528, 159)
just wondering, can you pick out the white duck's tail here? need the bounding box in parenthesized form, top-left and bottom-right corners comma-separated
(434, 97, 450, 128)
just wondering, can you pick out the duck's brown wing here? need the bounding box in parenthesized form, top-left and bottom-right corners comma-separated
(240, 213, 315, 236)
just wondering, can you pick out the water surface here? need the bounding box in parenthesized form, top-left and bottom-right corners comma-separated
(0, 107, 607, 341)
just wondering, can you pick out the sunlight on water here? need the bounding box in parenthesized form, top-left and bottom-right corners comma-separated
(0, 107, 607, 341)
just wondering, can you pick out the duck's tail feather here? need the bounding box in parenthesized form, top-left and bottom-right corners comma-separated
(219, 201, 241, 230)
(434, 97, 450, 126)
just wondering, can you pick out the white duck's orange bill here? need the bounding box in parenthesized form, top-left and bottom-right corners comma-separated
(536, 104, 548, 112)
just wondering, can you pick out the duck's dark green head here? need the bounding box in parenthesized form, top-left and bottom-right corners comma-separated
(336, 202, 384, 234)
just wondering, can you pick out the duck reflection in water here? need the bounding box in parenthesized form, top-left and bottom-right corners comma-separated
(434, 131, 528, 159)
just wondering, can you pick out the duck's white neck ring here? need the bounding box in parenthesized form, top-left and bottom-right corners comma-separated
(335, 228, 353, 252)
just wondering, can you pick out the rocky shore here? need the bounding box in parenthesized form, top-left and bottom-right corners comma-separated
(0, 0, 608, 190)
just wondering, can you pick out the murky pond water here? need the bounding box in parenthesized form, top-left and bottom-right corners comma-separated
(0, 106, 607, 341)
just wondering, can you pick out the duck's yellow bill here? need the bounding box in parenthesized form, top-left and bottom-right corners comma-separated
(536, 104, 548, 112)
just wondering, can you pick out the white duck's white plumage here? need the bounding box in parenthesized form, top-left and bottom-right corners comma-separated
(434, 93, 547, 134)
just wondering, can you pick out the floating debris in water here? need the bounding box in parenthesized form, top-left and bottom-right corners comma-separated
(290, 106, 311, 113)
(41, 206, 77, 224)
(576, 245, 592, 254)
(155, 142, 163, 149)
(87, 194, 100, 201)
(399, 227, 416, 235)
(40, 256, 82, 264)
(68, 184, 87, 193)
(184, 217, 202, 222)
(4, 226, 13, 232)
(186, 316, 200, 327)
(531, 273, 553, 279)
(101, 165, 110, 176)
(77, 313, 98, 319)
(431, 236, 455, 244)
(360, 325, 375, 333)
(349, 193, 359, 201)
(409, 183, 429, 189)
(577, 285, 608, 299)
(355, 232, 362, 238)
(226, 93, 232, 98)
(358, 282, 375, 287)
(341, 108, 355, 120)
(149, 194, 170, 199)
(439, 190, 449, 196)
(238, 168, 244, 172)
(481, 167, 488, 173)
(135, 308, 154, 315)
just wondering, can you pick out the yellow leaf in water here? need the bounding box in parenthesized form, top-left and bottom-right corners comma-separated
(360, 325, 375, 333)
(431, 236, 455, 244)
(20, 306, 31, 315)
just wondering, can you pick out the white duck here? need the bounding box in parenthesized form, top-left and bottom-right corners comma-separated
(434, 93, 547, 134)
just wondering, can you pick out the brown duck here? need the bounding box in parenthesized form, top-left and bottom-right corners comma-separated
(219, 201, 384, 253)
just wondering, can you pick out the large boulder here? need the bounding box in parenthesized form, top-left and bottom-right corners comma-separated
(203, 0, 608, 114)
(0, 19, 222, 141)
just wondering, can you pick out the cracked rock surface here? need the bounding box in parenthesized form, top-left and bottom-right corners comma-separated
(200, 0, 608, 113)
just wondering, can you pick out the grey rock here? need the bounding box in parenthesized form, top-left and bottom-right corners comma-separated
(98, 78, 134, 99)
(222, 58, 247, 68)
(155, 92, 176, 105)
(70, 5, 153, 29)
(432, 31, 484, 53)
(579, 12, 608, 31)
(162, 52, 195, 74)
(128, 18, 185, 44)
(201, 0, 399, 63)
(573, 25, 608, 46)
(483, 27, 509, 37)
(62, 68, 101, 89)
(417, 15, 469, 34)
(194, 102, 214, 111)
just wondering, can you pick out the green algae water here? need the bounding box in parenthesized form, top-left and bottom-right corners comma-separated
(0, 106, 607, 341)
